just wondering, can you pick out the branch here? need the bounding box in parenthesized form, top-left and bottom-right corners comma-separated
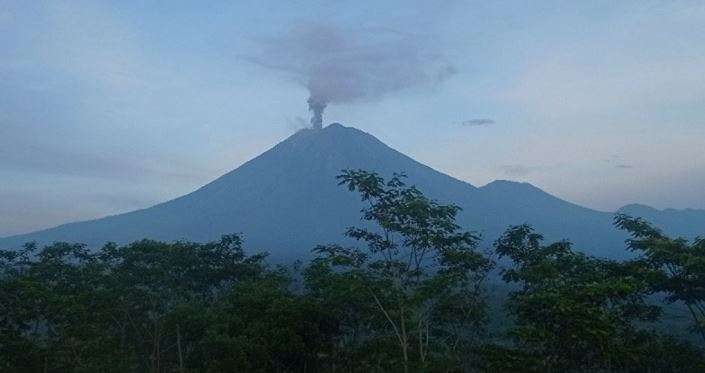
(368, 287, 404, 350)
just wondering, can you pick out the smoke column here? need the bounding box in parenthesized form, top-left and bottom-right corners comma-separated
(247, 24, 455, 129)
(307, 97, 326, 129)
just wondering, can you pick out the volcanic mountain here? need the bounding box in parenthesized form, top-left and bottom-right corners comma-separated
(2, 123, 703, 259)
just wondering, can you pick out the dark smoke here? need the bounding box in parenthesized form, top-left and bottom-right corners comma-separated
(247, 24, 455, 129)
(307, 97, 326, 129)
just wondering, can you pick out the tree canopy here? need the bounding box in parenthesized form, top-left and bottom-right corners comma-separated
(0, 170, 703, 372)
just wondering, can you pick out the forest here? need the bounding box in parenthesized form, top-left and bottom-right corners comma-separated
(1, 170, 704, 372)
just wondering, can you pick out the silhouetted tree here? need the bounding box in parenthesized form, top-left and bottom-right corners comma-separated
(616, 213, 705, 345)
(3, 172, 705, 372)
(491, 224, 705, 371)
(305, 170, 492, 371)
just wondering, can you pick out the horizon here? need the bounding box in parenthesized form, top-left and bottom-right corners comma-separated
(2, 1, 705, 236)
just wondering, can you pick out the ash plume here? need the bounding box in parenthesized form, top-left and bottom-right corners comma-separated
(247, 24, 455, 128)
(307, 97, 326, 129)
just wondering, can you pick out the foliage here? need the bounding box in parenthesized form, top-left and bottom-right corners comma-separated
(615, 213, 705, 344)
(0, 236, 311, 372)
(198, 271, 338, 372)
(492, 224, 703, 371)
(305, 169, 493, 371)
(1, 171, 704, 371)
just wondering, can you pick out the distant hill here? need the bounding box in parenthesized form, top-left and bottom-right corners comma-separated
(2, 123, 703, 260)
(617, 204, 705, 240)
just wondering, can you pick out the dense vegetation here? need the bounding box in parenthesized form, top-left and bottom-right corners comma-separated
(1, 170, 704, 372)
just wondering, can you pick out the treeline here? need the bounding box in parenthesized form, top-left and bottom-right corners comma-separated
(1, 170, 705, 372)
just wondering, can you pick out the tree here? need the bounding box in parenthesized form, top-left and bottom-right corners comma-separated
(4, 171, 704, 371)
(493, 224, 674, 371)
(0, 235, 269, 372)
(615, 213, 705, 345)
(199, 269, 338, 372)
(305, 170, 492, 371)
(97, 235, 267, 372)
(0, 242, 136, 372)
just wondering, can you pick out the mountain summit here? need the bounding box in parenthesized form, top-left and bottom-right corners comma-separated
(2, 123, 702, 259)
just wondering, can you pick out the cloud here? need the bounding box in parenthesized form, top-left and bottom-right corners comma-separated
(459, 118, 495, 127)
(0, 145, 210, 183)
(615, 164, 634, 169)
(246, 23, 456, 125)
(505, 4, 705, 126)
(603, 155, 635, 170)
(0, 9, 10, 26)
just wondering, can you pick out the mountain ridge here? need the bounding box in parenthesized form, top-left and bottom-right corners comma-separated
(2, 123, 703, 259)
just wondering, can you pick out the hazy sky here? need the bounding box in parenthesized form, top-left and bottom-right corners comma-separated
(1, 0, 704, 236)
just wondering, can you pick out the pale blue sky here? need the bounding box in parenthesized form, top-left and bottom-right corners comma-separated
(1, 0, 704, 236)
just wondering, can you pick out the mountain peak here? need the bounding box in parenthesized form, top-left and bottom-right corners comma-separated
(483, 179, 532, 188)
(324, 122, 346, 130)
(258, 123, 427, 183)
(619, 203, 705, 214)
(618, 203, 657, 213)
(317, 122, 371, 139)
(3, 122, 702, 260)
(282, 122, 374, 145)
(480, 179, 545, 194)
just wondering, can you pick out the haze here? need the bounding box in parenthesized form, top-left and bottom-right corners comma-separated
(1, 0, 704, 236)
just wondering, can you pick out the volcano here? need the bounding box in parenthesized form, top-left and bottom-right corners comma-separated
(2, 123, 703, 260)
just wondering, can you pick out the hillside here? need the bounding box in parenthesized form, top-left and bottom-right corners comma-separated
(2, 123, 702, 259)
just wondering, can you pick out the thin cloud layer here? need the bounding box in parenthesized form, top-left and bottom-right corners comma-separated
(460, 118, 495, 127)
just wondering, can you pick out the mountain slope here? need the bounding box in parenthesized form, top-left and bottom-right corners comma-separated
(1, 123, 701, 259)
(617, 204, 705, 240)
(1, 124, 479, 259)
